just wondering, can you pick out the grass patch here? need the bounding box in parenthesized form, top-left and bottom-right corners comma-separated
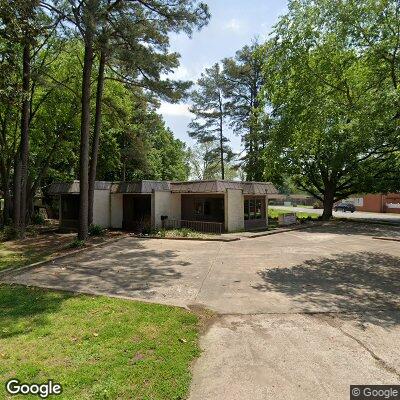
(0, 230, 125, 272)
(0, 285, 200, 400)
(148, 228, 217, 239)
(0, 233, 74, 272)
(268, 208, 319, 220)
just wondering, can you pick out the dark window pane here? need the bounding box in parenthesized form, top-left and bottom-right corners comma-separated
(62, 195, 79, 220)
(249, 199, 255, 219)
(195, 202, 203, 215)
(256, 199, 262, 219)
(204, 201, 211, 215)
(244, 200, 249, 220)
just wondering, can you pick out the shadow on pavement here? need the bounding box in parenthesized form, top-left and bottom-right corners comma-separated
(307, 221, 400, 238)
(252, 251, 400, 327)
(10, 239, 188, 298)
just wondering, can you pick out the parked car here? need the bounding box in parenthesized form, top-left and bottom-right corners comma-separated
(334, 203, 356, 213)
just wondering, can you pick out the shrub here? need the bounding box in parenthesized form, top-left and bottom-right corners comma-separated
(313, 200, 323, 209)
(148, 228, 165, 237)
(2, 226, 19, 241)
(180, 228, 193, 237)
(141, 226, 152, 235)
(31, 213, 45, 225)
(68, 238, 85, 249)
(89, 224, 106, 236)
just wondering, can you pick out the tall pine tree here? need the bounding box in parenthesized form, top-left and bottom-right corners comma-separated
(188, 63, 233, 180)
(223, 42, 267, 181)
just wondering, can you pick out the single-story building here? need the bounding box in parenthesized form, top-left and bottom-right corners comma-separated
(347, 193, 400, 214)
(48, 180, 280, 233)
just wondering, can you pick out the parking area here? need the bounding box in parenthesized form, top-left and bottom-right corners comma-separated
(2, 221, 400, 399)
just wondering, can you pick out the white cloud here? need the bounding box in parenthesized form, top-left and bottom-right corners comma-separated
(159, 102, 192, 118)
(173, 65, 190, 80)
(224, 18, 242, 32)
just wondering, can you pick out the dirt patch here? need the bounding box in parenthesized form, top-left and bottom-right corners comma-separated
(188, 304, 221, 334)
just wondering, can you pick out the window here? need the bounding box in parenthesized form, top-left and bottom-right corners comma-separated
(194, 201, 204, 215)
(256, 199, 262, 219)
(195, 200, 211, 216)
(249, 199, 255, 219)
(204, 201, 211, 215)
(244, 197, 264, 220)
(244, 200, 249, 220)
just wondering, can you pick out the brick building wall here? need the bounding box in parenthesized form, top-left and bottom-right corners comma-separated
(353, 193, 400, 213)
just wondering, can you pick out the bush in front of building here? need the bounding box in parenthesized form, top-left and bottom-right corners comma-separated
(88, 224, 106, 237)
(1, 226, 19, 241)
(31, 213, 45, 225)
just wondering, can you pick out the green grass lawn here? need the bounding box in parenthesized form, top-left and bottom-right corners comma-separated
(0, 230, 125, 272)
(0, 285, 200, 400)
(0, 232, 74, 272)
(268, 208, 320, 220)
(149, 228, 217, 239)
(0, 243, 54, 271)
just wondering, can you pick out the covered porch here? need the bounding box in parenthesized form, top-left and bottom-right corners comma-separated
(163, 194, 225, 234)
(122, 194, 152, 232)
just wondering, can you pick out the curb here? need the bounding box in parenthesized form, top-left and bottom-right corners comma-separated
(0, 234, 130, 278)
(130, 234, 240, 242)
(372, 236, 400, 242)
(335, 218, 400, 227)
(246, 221, 328, 238)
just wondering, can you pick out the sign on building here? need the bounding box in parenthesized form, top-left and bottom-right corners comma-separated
(387, 203, 400, 209)
(348, 197, 363, 207)
(278, 213, 297, 226)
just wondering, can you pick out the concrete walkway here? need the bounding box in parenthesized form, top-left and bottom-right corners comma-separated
(2, 222, 400, 399)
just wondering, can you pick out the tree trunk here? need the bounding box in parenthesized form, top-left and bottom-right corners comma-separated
(3, 183, 10, 225)
(219, 124, 224, 180)
(19, 42, 31, 236)
(13, 156, 21, 231)
(0, 163, 10, 226)
(218, 93, 224, 180)
(246, 137, 254, 181)
(78, 32, 95, 241)
(12, 42, 31, 236)
(322, 186, 335, 220)
(88, 49, 106, 226)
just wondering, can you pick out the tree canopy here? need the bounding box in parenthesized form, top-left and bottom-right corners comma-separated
(258, 0, 400, 218)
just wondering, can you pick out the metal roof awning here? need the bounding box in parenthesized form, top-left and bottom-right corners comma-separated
(47, 180, 279, 196)
(111, 181, 171, 194)
(170, 180, 279, 195)
(47, 181, 112, 195)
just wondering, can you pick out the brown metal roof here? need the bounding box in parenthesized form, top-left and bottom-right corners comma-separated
(111, 181, 171, 193)
(47, 181, 112, 195)
(48, 180, 279, 196)
(170, 180, 279, 195)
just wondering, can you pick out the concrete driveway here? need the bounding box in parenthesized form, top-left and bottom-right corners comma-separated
(2, 222, 400, 399)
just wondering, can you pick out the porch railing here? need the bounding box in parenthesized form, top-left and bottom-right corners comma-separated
(163, 219, 223, 235)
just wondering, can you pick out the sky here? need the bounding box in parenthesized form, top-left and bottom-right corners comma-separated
(159, 0, 288, 152)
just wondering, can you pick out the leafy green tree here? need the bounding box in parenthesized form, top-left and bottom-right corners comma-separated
(188, 63, 234, 180)
(260, 0, 400, 219)
(0, 36, 21, 224)
(50, 0, 209, 239)
(187, 143, 238, 180)
(86, 0, 209, 225)
(27, 39, 82, 212)
(222, 42, 268, 181)
(187, 143, 220, 180)
(0, 0, 55, 234)
(95, 80, 189, 182)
